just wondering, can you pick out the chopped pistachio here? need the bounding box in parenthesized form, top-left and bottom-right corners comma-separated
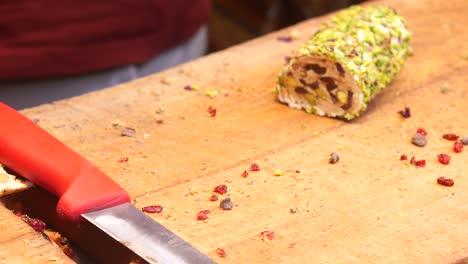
(336, 90, 348, 104)
(112, 119, 124, 128)
(284, 76, 299, 87)
(273, 170, 285, 176)
(316, 89, 328, 100)
(441, 84, 449, 94)
(304, 93, 316, 105)
(343, 112, 356, 120)
(205, 89, 218, 98)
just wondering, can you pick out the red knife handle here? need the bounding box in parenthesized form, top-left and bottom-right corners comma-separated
(0, 103, 130, 221)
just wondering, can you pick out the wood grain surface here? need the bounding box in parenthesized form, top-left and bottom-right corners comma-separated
(0, 205, 72, 263)
(1, 0, 468, 263)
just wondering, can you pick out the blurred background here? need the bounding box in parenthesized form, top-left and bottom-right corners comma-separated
(208, 0, 366, 52)
(0, 0, 365, 110)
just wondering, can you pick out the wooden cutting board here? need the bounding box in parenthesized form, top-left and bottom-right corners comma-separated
(1, 0, 468, 263)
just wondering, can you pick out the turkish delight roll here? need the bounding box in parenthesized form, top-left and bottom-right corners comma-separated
(277, 6, 412, 120)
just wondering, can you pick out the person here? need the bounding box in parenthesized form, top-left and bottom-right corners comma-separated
(0, 1, 211, 109)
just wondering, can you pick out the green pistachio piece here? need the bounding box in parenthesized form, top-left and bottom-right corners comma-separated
(336, 90, 348, 104)
(273, 170, 285, 176)
(284, 76, 299, 87)
(316, 89, 328, 100)
(205, 89, 218, 98)
(304, 93, 316, 105)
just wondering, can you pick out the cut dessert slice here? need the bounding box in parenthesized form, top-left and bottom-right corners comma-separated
(277, 6, 412, 120)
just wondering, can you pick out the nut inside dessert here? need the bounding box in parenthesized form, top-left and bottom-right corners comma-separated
(278, 55, 363, 118)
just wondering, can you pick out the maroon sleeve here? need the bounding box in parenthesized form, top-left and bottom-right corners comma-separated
(0, 0, 211, 80)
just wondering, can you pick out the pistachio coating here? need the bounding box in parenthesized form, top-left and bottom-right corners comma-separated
(277, 6, 412, 120)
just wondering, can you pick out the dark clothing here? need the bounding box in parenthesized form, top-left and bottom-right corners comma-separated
(0, 0, 211, 79)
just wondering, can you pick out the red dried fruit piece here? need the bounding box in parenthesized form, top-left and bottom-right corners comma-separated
(409, 156, 426, 167)
(142, 205, 163, 214)
(118, 157, 129, 162)
(453, 141, 463, 153)
(442, 133, 459, 141)
(213, 184, 227, 195)
(196, 213, 208, 221)
(20, 216, 46, 232)
(241, 170, 249, 178)
(400, 154, 408, 160)
(416, 128, 427, 136)
(216, 248, 227, 258)
(156, 119, 164, 124)
(208, 106, 217, 117)
(64, 247, 75, 258)
(260, 231, 275, 241)
(415, 159, 426, 167)
(29, 218, 46, 232)
(210, 195, 219, 201)
(437, 177, 454, 186)
(249, 163, 261, 171)
(398, 107, 411, 118)
(437, 154, 451, 165)
(196, 210, 211, 221)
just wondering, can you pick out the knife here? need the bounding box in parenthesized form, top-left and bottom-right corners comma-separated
(0, 102, 215, 264)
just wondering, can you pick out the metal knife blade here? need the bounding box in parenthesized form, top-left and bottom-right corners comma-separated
(83, 203, 214, 264)
(0, 102, 214, 264)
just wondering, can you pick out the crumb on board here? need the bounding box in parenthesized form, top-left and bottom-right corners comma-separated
(329, 152, 340, 164)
